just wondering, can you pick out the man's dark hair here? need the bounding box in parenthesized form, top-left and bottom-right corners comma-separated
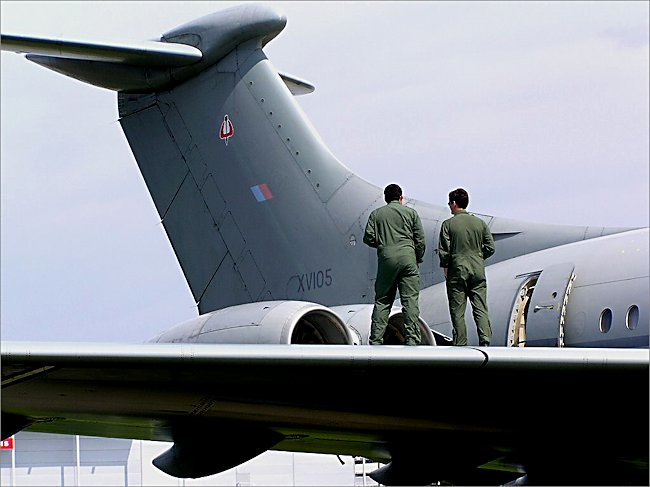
(384, 184, 402, 203)
(449, 188, 469, 209)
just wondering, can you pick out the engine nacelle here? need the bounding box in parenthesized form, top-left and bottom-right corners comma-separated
(149, 301, 354, 345)
(331, 304, 435, 345)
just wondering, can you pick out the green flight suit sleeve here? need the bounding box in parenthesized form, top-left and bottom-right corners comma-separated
(482, 222, 495, 260)
(363, 211, 377, 248)
(438, 219, 450, 268)
(413, 212, 426, 264)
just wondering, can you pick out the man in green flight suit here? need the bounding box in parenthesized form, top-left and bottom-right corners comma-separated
(439, 188, 495, 346)
(363, 184, 426, 345)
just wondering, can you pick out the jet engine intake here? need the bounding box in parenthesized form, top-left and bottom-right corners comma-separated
(331, 304, 435, 345)
(149, 300, 354, 345)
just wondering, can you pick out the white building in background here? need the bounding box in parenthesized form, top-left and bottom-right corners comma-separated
(0, 432, 381, 486)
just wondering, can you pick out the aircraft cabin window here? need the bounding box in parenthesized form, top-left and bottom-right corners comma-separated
(626, 305, 639, 330)
(599, 308, 613, 333)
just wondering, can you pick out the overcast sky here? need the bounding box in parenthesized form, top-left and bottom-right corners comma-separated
(2, 1, 648, 344)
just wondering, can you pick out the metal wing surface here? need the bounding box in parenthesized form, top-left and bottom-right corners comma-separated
(2, 342, 647, 471)
(0, 34, 202, 67)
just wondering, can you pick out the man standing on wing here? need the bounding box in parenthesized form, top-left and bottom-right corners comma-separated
(439, 188, 495, 346)
(364, 184, 426, 345)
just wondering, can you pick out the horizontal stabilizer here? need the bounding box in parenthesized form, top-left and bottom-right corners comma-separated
(0, 33, 202, 67)
(0, 4, 289, 93)
(278, 72, 314, 95)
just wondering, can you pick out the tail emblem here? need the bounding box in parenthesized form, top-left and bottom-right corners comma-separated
(250, 183, 273, 202)
(219, 114, 234, 145)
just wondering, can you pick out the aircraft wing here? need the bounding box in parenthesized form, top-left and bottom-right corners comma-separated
(2, 341, 647, 483)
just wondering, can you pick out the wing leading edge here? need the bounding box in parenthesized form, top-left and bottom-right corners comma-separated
(2, 342, 648, 483)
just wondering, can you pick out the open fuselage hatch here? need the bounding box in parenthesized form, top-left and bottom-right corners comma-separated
(507, 263, 576, 347)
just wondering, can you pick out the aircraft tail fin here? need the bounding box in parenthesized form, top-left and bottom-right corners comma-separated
(115, 5, 379, 313)
(4, 3, 377, 314)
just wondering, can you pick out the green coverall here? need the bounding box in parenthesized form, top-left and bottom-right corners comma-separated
(363, 201, 426, 345)
(438, 210, 495, 346)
